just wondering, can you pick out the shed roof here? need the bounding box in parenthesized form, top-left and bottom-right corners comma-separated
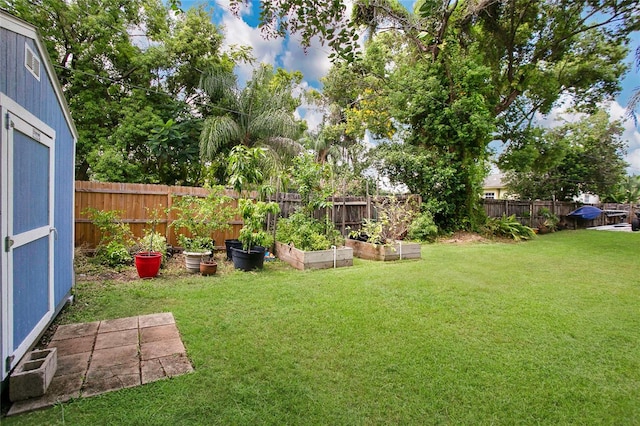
(0, 8, 78, 141)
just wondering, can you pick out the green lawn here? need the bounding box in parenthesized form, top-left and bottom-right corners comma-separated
(5, 231, 640, 425)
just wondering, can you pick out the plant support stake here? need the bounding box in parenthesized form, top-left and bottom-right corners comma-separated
(332, 245, 336, 268)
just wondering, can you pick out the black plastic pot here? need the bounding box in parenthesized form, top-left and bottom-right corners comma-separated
(225, 239, 243, 261)
(231, 246, 265, 271)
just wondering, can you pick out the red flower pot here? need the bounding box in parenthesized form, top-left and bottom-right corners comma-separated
(134, 251, 162, 278)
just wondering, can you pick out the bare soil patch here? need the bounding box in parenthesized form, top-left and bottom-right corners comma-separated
(438, 232, 491, 244)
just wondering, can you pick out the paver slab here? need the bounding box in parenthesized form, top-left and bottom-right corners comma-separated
(139, 312, 175, 328)
(90, 344, 139, 369)
(140, 324, 180, 343)
(51, 322, 100, 341)
(160, 353, 194, 377)
(141, 358, 165, 384)
(47, 335, 95, 356)
(95, 329, 139, 350)
(140, 338, 185, 361)
(99, 316, 139, 333)
(7, 313, 193, 416)
(56, 352, 91, 375)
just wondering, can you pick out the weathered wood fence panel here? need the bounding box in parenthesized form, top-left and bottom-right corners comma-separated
(75, 181, 421, 249)
(75, 181, 242, 248)
(481, 199, 632, 228)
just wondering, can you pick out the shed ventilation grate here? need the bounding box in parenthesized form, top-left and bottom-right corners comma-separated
(25, 44, 41, 81)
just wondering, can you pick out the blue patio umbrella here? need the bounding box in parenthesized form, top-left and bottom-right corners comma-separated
(567, 206, 602, 220)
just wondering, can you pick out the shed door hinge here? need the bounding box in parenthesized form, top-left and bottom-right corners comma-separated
(5, 236, 14, 252)
(4, 112, 9, 130)
(6, 355, 14, 372)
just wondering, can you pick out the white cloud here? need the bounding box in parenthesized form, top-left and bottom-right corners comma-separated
(281, 35, 332, 87)
(217, 2, 338, 131)
(608, 101, 640, 175)
(218, 3, 285, 84)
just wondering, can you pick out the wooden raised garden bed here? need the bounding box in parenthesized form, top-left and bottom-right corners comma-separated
(275, 241, 353, 270)
(345, 239, 421, 261)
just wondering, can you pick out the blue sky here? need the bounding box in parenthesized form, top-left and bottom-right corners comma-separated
(179, 0, 640, 173)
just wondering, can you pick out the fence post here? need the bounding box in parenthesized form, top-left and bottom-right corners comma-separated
(332, 195, 336, 230)
(166, 187, 173, 243)
(342, 196, 347, 235)
(366, 180, 371, 220)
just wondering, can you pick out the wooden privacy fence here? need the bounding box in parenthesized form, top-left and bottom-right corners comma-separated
(75, 181, 421, 249)
(481, 199, 633, 228)
(75, 181, 242, 249)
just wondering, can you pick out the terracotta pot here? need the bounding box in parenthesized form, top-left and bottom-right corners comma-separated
(200, 261, 217, 275)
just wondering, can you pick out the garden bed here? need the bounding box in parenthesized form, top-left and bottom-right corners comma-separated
(345, 239, 421, 261)
(274, 241, 353, 270)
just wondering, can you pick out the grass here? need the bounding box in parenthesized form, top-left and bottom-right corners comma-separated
(4, 230, 640, 425)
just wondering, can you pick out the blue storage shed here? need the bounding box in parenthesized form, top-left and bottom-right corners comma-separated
(0, 10, 77, 381)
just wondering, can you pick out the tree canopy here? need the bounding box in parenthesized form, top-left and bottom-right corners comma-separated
(237, 0, 638, 229)
(1, 0, 231, 185)
(500, 109, 628, 200)
(199, 65, 305, 178)
(4, 0, 637, 232)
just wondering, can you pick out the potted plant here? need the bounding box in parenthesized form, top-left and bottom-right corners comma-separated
(170, 186, 236, 273)
(134, 210, 166, 278)
(224, 145, 280, 271)
(232, 199, 280, 271)
(199, 252, 218, 275)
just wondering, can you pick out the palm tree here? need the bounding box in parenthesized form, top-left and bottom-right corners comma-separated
(300, 128, 342, 165)
(609, 175, 640, 204)
(628, 46, 640, 124)
(199, 65, 303, 164)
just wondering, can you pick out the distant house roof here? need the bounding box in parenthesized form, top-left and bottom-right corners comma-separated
(483, 173, 507, 189)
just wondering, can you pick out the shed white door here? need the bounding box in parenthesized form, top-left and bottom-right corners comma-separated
(1, 94, 55, 379)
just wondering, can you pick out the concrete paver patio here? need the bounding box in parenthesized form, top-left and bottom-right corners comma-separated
(7, 312, 193, 416)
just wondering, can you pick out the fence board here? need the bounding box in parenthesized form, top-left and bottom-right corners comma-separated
(481, 199, 633, 229)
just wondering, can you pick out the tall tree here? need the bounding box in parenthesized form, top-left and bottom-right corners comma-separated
(231, 0, 638, 229)
(199, 65, 305, 173)
(501, 109, 628, 200)
(2, 0, 229, 184)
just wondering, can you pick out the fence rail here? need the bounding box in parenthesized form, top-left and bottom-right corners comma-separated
(75, 181, 420, 249)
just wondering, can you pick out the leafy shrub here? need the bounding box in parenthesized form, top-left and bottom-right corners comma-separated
(351, 195, 421, 245)
(277, 212, 344, 251)
(84, 208, 135, 267)
(238, 199, 280, 251)
(352, 219, 386, 245)
(407, 211, 439, 242)
(169, 186, 235, 252)
(538, 207, 560, 232)
(99, 240, 132, 267)
(136, 231, 168, 264)
(484, 214, 536, 241)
